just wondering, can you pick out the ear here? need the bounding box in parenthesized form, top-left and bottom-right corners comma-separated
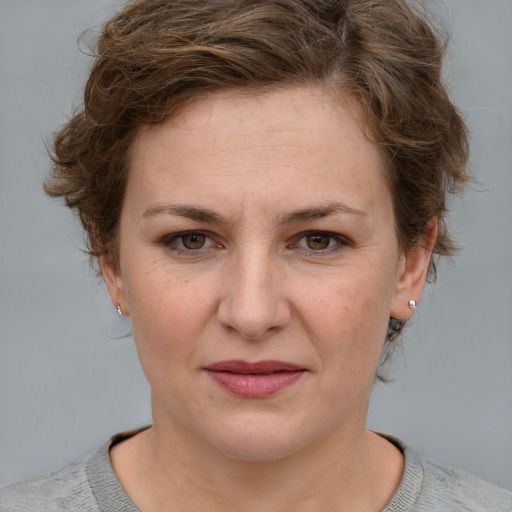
(390, 219, 437, 320)
(100, 255, 130, 316)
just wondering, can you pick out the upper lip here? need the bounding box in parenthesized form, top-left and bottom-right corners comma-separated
(204, 360, 304, 374)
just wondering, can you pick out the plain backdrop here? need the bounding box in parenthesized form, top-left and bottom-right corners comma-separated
(1, 0, 511, 492)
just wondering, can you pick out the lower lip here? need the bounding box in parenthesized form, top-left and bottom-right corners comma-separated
(205, 370, 305, 398)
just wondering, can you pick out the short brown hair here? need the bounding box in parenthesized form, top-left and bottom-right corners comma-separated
(45, 0, 470, 358)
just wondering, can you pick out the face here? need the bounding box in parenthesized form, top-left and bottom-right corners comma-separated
(104, 86, 430, 461)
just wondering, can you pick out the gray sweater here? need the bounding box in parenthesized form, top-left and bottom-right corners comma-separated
(1, 431, 511, 511)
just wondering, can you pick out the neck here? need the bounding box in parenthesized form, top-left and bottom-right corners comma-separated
(110, 415, 403, 512)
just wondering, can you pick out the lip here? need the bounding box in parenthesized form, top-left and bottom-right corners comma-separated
(203, 360, 306, 398)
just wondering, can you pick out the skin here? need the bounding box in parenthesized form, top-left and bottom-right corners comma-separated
(102, 86, 435, 511)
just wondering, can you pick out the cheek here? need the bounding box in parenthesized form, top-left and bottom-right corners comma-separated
(293, 264, 395, 367)
(123, 261, 219, 361)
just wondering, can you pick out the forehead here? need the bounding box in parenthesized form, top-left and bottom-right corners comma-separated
(127, 86, 390, 218)
(139, 87, 374, 149)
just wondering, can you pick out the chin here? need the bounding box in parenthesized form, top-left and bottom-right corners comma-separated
(201, 414, 319, 462)
(216, 436, 303, 462)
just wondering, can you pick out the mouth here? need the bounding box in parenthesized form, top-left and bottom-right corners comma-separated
(203, 360, 306, 398)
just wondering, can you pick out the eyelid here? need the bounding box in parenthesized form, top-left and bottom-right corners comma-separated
(160, 230, 221, 252)
(290, 230, 350, 253)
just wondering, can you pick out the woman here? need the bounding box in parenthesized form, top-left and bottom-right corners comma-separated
(1, 0, 511, 510)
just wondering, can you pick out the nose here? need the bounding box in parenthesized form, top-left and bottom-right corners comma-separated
(217, 250, 292, 340)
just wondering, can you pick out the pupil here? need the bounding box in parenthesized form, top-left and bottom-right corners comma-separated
(307, 234, 329, 250)
(183, 233, 205, 249)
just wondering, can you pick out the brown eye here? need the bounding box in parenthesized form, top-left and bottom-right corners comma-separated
(181, 233, 207, 250)
(305, 233, 332, 251)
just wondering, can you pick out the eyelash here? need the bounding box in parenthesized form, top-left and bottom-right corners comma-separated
(160, 230, 219, 255)
(290, 231, 349, 254)
(159, 230, 349, 256)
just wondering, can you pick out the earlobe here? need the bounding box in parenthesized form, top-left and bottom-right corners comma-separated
(100, 255, 129, 316)
(390, 219, 437, 320)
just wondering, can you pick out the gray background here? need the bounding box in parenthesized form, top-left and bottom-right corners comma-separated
(1, 0, 511, 491)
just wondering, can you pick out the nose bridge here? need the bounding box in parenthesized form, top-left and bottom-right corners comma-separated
(218, 244, 290, 339)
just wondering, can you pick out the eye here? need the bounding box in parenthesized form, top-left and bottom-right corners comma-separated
(292, 231, 347, 253)
(181, 232, 207, 250)
(303, 233, 333, 251)
(161, 230, 219, 253)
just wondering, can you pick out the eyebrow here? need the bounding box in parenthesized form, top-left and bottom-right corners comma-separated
(142, 201, 366, 225)
(278, 202, 367, 225)
(143, 204, 228, 224)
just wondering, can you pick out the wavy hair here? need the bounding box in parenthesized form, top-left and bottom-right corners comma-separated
(45, 0, 470, 376)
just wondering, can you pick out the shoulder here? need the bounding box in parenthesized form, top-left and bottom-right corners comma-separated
(383, 435, 512, 512)
(0, 429, 144, 512)
(417, 456, 512, 512)
(0, 457, 98, 512)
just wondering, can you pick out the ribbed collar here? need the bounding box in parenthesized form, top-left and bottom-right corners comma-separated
(85, 429, 423, 512)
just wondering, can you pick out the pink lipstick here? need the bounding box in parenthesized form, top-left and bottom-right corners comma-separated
(204, 360, 305, 398)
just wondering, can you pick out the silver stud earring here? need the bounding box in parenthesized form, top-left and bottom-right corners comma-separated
(116, 304, 124, 316)
(408, 299, 417, 310)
